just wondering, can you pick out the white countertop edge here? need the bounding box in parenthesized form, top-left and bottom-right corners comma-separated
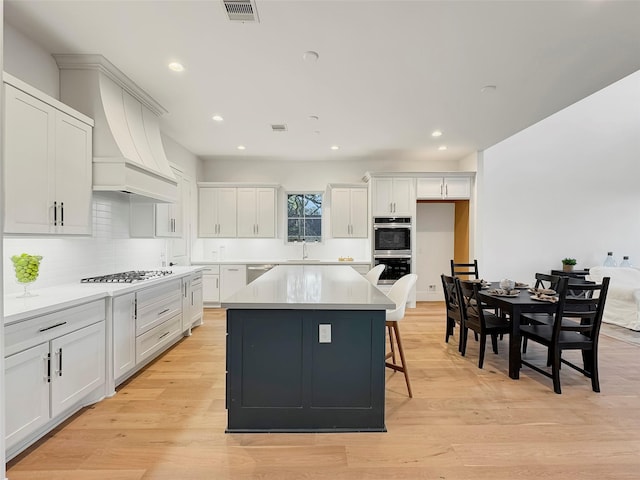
(191, 260, 371, 265)
(4, 266, 204, 325)
(221, 302, 393, 310)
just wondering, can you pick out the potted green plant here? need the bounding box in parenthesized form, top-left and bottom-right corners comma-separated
(561, 257, 577, 272)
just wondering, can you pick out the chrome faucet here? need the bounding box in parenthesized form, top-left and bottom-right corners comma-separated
(302, 241, 308, 260)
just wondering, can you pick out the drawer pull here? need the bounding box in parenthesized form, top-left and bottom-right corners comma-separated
(157, 308, 170, 316)
(158, 331, 171, 340)
(39, 321, 67, 333)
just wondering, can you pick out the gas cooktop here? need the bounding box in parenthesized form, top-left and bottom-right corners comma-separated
(81, 270, 173, 283)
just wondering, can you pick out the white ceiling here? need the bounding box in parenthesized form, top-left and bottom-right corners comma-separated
(4, 0, 640, 163)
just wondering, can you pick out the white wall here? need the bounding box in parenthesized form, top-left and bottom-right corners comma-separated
(478, 69, 640, 284)
(3, 21, 58, 98)
(415, 203, 454, 301)
(3, 193, 167, 295)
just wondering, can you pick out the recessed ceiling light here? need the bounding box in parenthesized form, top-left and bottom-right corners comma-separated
(438, 145, 447, 151)
(212, 115, 224, 122)
(168, 62, 185, 72)
(432, 130, 443, 137)
(481, 85, 497, 93)
(237, 145, 246, 150)
(303, 51, 319, 62)
(308, 115, 319, 121)
(331, 145, 339, 150)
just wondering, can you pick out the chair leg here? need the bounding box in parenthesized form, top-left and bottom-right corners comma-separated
(491, 334, 498, 354)
(387, 324, 397, 364)
(457, 323, 464, 353)
(522, 337, 528, 353)
(590, 348, 600, 393)
(385, 321, 412, 398)
(445, 317, 454, 343)
(551, 347, 562, 394)
(478, 333, 486, 369)
(461, 327, 468, 356)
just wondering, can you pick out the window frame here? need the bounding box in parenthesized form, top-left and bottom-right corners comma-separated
(285, 191, 324, 244)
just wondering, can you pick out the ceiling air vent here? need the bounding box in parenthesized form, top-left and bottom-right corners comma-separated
(271, 124, 288, 132)
(222, 0, 260, 22)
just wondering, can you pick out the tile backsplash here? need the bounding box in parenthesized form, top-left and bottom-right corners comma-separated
(3, 192, 167, 295)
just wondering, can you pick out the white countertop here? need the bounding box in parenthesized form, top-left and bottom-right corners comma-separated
(4, 266, 204, 326)
(191, 259, 371, 265)
(221, 265, 394, 310)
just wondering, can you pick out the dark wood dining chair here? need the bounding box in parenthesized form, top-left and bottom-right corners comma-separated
(534, 272, 561, 291)
(450, 259, 479, 279)
(519, 276, 610, 394)
(456, 278, 511, 369)
(441, 274, 463, 352)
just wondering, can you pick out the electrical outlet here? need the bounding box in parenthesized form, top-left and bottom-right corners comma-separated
(428, 284, 436, 292)
(319, 324, 331, 343)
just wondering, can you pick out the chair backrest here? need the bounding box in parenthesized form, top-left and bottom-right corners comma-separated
(455, 278, 488, 330)
(386, 273, 418, 321)
(451, 259, 479, 279)
(553, 277, 610, 342)
(534, 272, 561, 291)
(365, 264, 386, 286)
(441, 274, 462, 323)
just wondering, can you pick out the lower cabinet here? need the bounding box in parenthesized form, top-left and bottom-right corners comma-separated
(4, 299, 106, 458)
(112, 278, 186, 387)
(203, 266, 220, 305)
(183, 273, 204, 332)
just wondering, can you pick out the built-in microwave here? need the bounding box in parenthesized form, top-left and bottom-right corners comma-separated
(373, 217, 411, 255)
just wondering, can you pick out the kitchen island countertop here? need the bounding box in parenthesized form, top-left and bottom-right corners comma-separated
(222, 264, 394, 310)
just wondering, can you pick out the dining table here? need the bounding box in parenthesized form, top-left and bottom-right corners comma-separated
(478, 282, 558, 379)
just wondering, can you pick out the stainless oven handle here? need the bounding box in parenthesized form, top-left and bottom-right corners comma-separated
(373, 254, 412, 259)
(373, 224, 412, 229)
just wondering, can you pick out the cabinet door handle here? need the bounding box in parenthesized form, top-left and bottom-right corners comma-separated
(157, 308, 170, 316)
(445, 184, 448, 197)
(53, 201, 57, 226)
(191, 291, 194, 305)
(216, 278, 219, 288)
(45, 353, 51, 383)
(158, 331, 171, 340)
(60, 202, 64, 226)
(39, 321, 67, 333)
(57, 348, 63, 377)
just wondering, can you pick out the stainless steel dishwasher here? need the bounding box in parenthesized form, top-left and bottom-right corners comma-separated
(246, 264, 276, 284)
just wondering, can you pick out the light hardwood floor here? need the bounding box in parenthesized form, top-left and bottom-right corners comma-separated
(7, 302, 640, 479)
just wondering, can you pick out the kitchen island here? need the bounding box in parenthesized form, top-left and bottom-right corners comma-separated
(222, 265, 395, 433)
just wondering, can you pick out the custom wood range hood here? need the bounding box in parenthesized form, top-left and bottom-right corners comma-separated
(54, 54, 177, 203)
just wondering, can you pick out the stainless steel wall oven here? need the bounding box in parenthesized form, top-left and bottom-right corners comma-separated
(373, 217, 412, 284)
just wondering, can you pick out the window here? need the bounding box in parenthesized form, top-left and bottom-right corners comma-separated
(287, 193, 322, 242)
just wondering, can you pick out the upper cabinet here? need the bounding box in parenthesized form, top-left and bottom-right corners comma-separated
(330, 185, 368, 238)
(237, 187, 276, 238)
(198, 184, 277, 239)
(198, 186, 238, 237)
(371, 177, 414, 216)
(416, 176, 472, 200)
(3, 78, 94, 235)
(130, 166, 185, 239)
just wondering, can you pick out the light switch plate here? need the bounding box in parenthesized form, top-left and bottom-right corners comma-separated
(319, 324, 331, 343)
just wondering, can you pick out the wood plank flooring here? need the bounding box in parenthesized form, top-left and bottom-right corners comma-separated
(7, 302, 640, 479)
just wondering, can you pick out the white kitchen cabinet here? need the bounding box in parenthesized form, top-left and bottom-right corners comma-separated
(112, 278, 183, 387)
(221, 265, 247, 301)
(237, 187, 276, 238)
(112, 293, 136, 382)
(198, 187, 237, 237)
(4, 299, 106, 456)
(416, 176, 471, 199)
(330, 186, 368, 238)
(372, 177, 414, 216)
(130, 167, 184, 238)
(202, 266, 221, 305)
(3, 80, 93, 235)
(182, 272, 204, 333)
(155, 168, 183, 237)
